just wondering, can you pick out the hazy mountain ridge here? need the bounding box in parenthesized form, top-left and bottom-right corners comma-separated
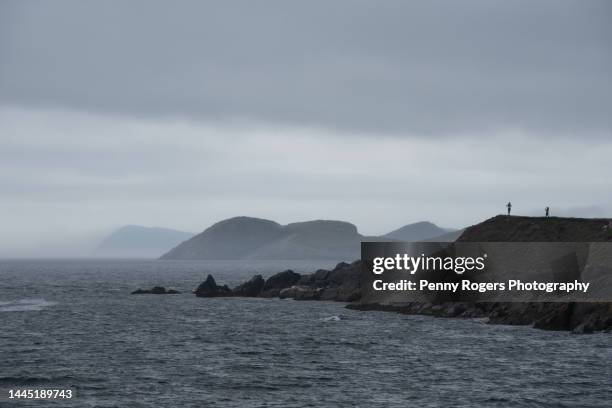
(382, 221, 456, 241)
(95, 225, 194, 258)
(160, 216, 454, 260)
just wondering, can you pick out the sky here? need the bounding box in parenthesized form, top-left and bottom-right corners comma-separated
(0, 0, 611, 256)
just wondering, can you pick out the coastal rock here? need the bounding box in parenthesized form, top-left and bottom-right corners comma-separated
(131, 286, 180, 294)
(232, 274, 265, 297)
(193, 261, 362, 302)
(572, 320, 595, 334)
(287, 261, 361, 301)
(533, 304, 572, 331)
(349, 301, 612, 333)
(260, 270, 301, 297)
(318, 261, 361, 302)
(194, 275, 231, 297)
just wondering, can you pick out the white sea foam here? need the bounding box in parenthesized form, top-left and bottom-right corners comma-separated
(321, 315, 342, 321)
(0, 298, 57, 312)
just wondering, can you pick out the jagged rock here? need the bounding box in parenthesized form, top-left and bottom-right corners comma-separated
(322, 261, 361, 301)
(232, 274, 265, 297)
(193, 261, 362, 302)
(260, 270, 301, 297)
(194, 274, 231, 297)
(131, 286, 180, 294)
(270, 261, 361, 301)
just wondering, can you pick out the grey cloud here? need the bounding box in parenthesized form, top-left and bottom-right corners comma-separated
(1, 108, 610, 243)
(1, 0, 610, 135)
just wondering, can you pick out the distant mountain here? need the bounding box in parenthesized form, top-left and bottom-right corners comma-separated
(95, 225, 194, 258)
(160, 216, 456, 260)
(423, 228, 465, 242)
(160, 216, 378, 260)
(382, 221, 455, 241)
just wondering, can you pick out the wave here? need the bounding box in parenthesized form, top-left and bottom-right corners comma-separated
(0, 298, 57, 312)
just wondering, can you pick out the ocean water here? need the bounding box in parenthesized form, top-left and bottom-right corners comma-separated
(1, 259, 610, 407)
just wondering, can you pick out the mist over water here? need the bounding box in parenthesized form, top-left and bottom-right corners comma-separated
(1, 260, 610, 407)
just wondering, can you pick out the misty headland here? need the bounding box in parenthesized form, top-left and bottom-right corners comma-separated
(94, 217, 456, 260)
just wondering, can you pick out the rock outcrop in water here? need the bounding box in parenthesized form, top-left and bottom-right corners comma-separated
(282, 262, 361, 301)
(194, 275, 231, 297)
(232, 274, 266, 297)
(260, 270, 301, 297)
(131, 286, 180, 294)
(194, 261, 361, 302)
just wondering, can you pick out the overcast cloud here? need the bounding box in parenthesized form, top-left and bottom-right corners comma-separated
(0, 1, 611, 255)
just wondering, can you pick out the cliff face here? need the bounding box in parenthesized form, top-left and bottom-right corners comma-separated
(458, 215, 612, 242)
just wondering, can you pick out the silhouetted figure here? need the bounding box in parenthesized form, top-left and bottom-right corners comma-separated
(506, 202, 512, 216)
(545, 206, 550, 217)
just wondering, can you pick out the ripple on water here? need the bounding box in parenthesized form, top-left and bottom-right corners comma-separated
(0, 298, 57, 312)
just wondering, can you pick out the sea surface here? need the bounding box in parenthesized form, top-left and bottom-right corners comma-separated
(1, 259, 610, 407)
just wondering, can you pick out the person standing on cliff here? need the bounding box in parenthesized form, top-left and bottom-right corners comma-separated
(506, 202, 512, 216)
(545, 206, 550, 217)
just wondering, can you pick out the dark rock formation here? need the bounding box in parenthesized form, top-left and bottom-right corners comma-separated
(194, 275, 231, 297)
(260, 270, 301, 297)
(192, 261, 361, 302)
(457, 215, 612, 242)
(131, 286, 180, 294)
(283, 261, 361, 301)
(232, 274, 265, 297)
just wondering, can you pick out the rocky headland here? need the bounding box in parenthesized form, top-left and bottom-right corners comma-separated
(194, 215, 612, 333)
(194, 261, 360, 302)
(131, 286, 180, 294)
